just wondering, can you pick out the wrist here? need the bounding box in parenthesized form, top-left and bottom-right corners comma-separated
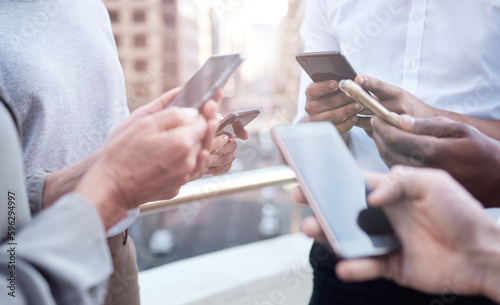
(42, 148, 103, 208)
(74, 164, 129, 230)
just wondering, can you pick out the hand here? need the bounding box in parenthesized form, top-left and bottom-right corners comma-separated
(304, 80, 368, 134)
(336, 166, 500, 301)
(75, 104, 216, 229)
(191, 117, 251, 179)
(372, 115, 500, 207)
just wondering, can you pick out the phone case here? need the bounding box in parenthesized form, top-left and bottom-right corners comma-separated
(339, 79, 400, 127)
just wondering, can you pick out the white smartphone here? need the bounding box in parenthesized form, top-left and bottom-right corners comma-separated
(271, 122, 400, 259)
(339, 79, 401, 127)
(170, 53, 244, 110)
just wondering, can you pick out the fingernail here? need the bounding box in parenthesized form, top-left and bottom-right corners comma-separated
(330, 81, 338, 90)
(352, 115, 358, 122)
(401, 114, 415, 128)
(221, 134, 229, 143)
(359, 76, 367, 85)
(214, 149, 220, 154)
(180, 107, 199, 117)
(370, 116, 375, 126)
(354, 103, 364, 111)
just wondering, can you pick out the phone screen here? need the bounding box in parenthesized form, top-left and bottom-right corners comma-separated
(272, 122, 399, 258)
(171, 54, 244, 109)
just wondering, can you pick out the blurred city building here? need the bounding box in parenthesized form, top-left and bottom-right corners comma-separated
(103, 0, 305, 121)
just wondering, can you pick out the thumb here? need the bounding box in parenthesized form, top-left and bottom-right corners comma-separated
(336, 258, 388, 282)
(399, 115, 469, 138)
(153, 107, 200, 131)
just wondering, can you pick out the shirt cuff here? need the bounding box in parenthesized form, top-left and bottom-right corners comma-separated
(26, 169, 52, 216)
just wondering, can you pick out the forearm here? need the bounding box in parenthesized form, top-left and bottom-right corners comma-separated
(42, 148, 102, 209)
(431, 108, 500, 141)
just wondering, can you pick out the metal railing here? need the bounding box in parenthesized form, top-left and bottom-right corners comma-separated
(140, 165, 298, 215)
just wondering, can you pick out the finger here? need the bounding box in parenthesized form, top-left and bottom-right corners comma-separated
(133, 87, 183, 116)
(201, 100, 218, 121)
(203, 115, 218, 152)
(363, 171, 389, 192)
(191, 149, 210, 179)
(355, 75, 401, 101)
(217, 138, 237, 155)
(205, 163, 232, 176)
(210, 89, 225, 103)
(305, 80, 341, 100)
(235, 128, 250, 140)
(209, 153, 235, 167)
(291, 186, 308, 204)
(164, 115, 208, 149)
(399, 115, 470, 138)
(372, 131, 426, 167)
(371, 116, 437, 159)
(334, 115, 359, 134)
(153, 107, 200, 131)
(336, 258, 387, 282)
(301, 216, 326, 243)
(210, 134, 230, 152)
(309, 102, 361, 125)
(305, 91, 355, 115)
(355, 116, 373, 131)
(367, 165, 420, 207)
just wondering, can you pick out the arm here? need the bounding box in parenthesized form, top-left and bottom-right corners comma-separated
(0, 194, 112, 305)
(356, 75, 500, 140)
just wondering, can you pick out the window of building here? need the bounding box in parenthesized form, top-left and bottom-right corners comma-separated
(134, 34, 147, 47)
(135, 59, 148, 72)
(108, 10, 119, 22)
(133, 10, 146, 23)
(164, 62, 177, 75)
(164, 13, 176, 27)
(134, 83, 150, 98)
(165, 40, 176, 52)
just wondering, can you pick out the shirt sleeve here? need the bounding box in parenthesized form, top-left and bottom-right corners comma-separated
(26, 169, 52, 216)
(295, 0, 341, 122)
(0, 193, 112, 305)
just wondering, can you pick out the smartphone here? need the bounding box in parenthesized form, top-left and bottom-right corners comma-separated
(339, 79, 401, 127)
(271, 122, 400, 259)
(296, 51, 357, 82)
(216, 108, 260, 137)
(170, 53, 244, 110)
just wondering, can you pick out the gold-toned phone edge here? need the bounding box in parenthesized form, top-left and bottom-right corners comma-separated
(339, 79, 401, 128)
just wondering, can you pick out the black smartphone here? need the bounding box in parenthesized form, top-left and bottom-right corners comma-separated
(216, 108, 260, 137)
(271, 122, 400, 259)
(170, 53, 244, 110)
(296, 51, 357, 82)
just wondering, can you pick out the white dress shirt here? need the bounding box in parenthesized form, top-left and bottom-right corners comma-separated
(296, 0, 500, 173)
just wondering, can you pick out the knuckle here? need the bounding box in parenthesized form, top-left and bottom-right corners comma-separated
(304, 101, 316, 114)
(376, 80, 385, 90)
